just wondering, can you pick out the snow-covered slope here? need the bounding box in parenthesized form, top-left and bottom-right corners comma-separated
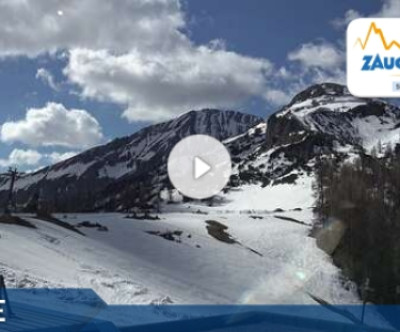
(0, 209, 358, 306)
(268, 83, 400, 151)
(0, 109, 262, 211)
(2, 83, 399, 214)
(5, 82, 396, 308)
(226, 83, 400, 196)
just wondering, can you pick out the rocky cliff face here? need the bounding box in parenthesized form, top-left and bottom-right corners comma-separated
(2, 83, 400, 212)
(231, 83, 400, 188)
(0, 109, 262, 212)
(266, 83, 399, 150)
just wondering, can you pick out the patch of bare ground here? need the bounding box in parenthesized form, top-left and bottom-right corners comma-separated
(0, 214, 36, 229)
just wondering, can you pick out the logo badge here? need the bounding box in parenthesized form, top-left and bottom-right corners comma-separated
(347, 18, 400, 97)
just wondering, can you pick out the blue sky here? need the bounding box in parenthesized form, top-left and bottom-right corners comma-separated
(0, 0, 396, 171)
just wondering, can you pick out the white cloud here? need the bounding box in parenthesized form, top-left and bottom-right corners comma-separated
(308, 67, 346, 85)
(66, 47, 271, 122)
(332, 0, 400, 29)
(0, 149, 81, 171)
(265, 65, 347, 106)
(0, 0, 372, 121)
(331, 9, 361, 29)
(300, 0, 400, 102)
(1, 102, 104, 148)
(0, 0, 273, 122)
(377, 0, 400, 17)
(265, 53, 346, 107)
(263, 89, 291, 106)
(0, 149, 78, 170)
(36, 68, 59, 91)
(46, 151, 77, 163)
(0, 0, 185, 57)
(287, 42, 344, 69)
(0, 149, 42, 168)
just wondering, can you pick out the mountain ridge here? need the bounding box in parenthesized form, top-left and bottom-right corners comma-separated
(2, 83, 400, 212)
(0, 108, 262, 212)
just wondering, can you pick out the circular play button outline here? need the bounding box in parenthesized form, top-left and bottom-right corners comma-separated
(167, 135, 232, 200)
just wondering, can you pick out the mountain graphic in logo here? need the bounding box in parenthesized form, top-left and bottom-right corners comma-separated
(354, 22, 400, 50)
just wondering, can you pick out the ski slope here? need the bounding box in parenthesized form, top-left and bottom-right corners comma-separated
(0, 184, 358, 306)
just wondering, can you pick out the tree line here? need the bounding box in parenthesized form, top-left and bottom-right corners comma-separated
(313, 143, 400, 304)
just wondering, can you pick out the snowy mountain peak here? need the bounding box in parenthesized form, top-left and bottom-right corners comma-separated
(227, 83, 400, 198)
(2, 83, 400, 213)
(289, 83, 350, 106)
(0, 109, 262, 212)
(277, 83, 366, 120)
(266, 83, 399, 152)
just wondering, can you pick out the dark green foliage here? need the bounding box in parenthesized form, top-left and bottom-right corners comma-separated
(313, 146, 400, 304)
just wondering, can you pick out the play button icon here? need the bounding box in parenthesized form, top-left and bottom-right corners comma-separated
(194, 157, 211, 180)
(168, 135, 232, 200)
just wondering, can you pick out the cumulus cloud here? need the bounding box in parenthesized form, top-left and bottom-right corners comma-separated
(0, 0, 185, 56)
(264, 64, 347, 106)
(291, 0, 400, 105)
(0, 149, 42, 168)
(331, 9, 361, 29)
(0, 0, 273, 122)
(36, 68, 59, 91)
(1, 103, 104, 148)
(0, 0, 379, 121)
(0, 149, 78, 170)
(332, 0, 400, 29)
(377, 0, 400, 17)
(287, 42, 344, 69)
(46, 151, 77, 163)
(308, 67, 346, 85)
(263, 89, 291, 106)
(66, 47, 271, 122)
(264, 43, 346, 107)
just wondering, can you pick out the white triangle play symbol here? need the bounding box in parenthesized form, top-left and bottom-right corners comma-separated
(194, 156, 211, 180)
